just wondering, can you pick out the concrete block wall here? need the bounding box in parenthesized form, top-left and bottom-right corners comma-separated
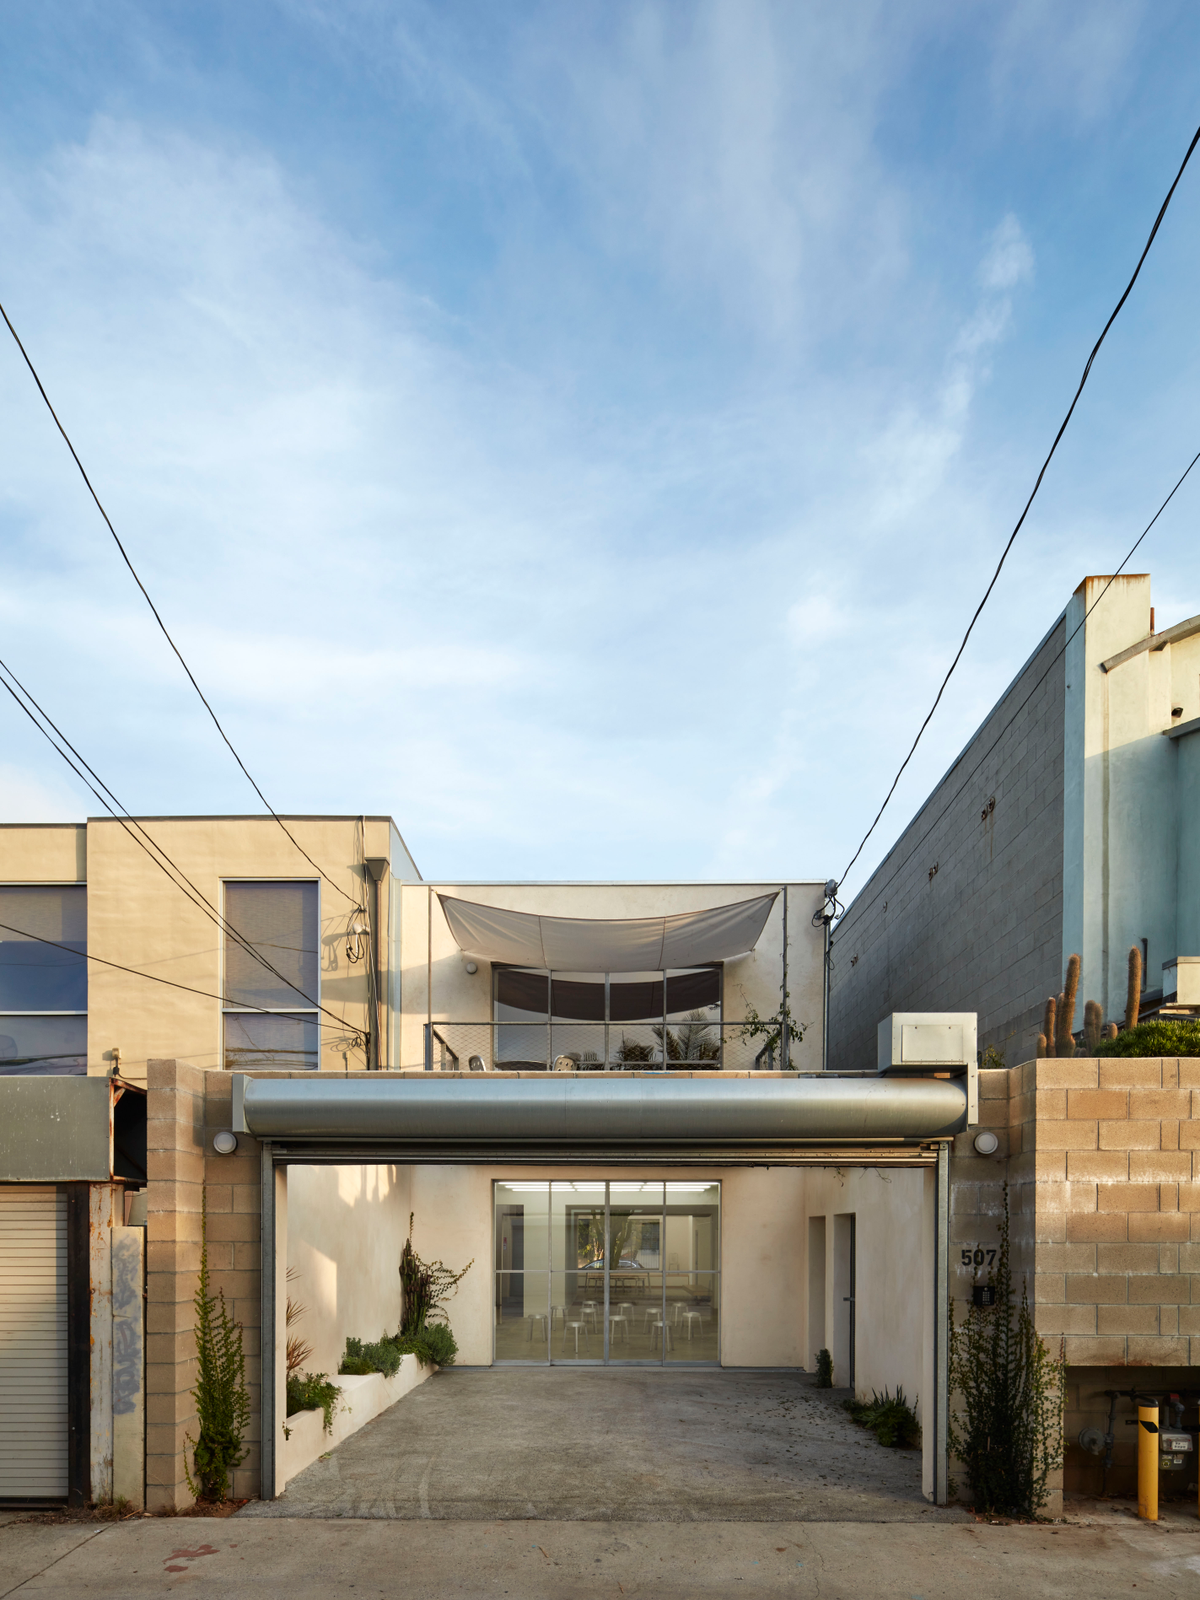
(144, 1061, 262, 1509)
(949, 1055, 1200, 1509)
(829, 615, 1066, 1071)
(1021, 1056, 1200, 1368)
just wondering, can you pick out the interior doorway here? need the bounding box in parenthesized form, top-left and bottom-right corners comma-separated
(833, 1213, 856, 1390)
(493, 1180, 721, 1364)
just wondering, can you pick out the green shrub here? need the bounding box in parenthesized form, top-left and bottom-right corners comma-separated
(1094, 1019, 1200, 1057)
(286, 1372, 341, 1433)
(393, 1322, 458, 1367)
(844, 1388, 921, 1449)
(814, 1348, 833, 1388)
(340, 1335, 403, 1378)
(185, 1189, 250, 1502)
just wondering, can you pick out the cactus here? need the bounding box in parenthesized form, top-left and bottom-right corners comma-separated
(1056, 956, 1080, 1059)
(1083, 999, 1102, 1054)
(1035, 1033, 1048, 1058)
(1043, 997, 1058, 1059)
(1124, 945, 1142, 1032)
(1103, 1022, 1118, 1041)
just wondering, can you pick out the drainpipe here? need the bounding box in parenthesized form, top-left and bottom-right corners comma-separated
(822, 914, 831, 1074)
(365, 858, 389, 1070)
(780, 886, 789, 1071)
(810, 878, 840, 1073)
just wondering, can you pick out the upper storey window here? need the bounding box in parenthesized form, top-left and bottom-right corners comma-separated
(223, 881, 319, 1071)
(0, 885, 87, 1075)
(493, 965, 721, 1069)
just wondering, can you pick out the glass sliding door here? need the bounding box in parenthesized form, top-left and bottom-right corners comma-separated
(664, 1183, 721, 1362)
(493, 1180, 720, 1366)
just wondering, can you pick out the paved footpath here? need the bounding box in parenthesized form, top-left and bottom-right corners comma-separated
(3, 1514, 1200, 1598)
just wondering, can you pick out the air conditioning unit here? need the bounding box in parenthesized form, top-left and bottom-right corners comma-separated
(877, 1012, 978, 1125)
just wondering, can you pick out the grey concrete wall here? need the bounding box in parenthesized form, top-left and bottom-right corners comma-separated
(829, 616, 1066, 1071)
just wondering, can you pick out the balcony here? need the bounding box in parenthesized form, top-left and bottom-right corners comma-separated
(423, 1019, 792, 1073)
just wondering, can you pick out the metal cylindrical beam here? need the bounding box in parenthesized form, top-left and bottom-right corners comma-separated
(1138, 1404, 1159, 1521)
(234, 1072, 967, 1146)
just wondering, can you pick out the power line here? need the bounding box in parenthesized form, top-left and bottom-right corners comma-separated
(837, 117, 1200, 891)
(831, 442, 1200, 948)
(0, 654, 365, 1047)
(0, 919, 363, 1047)
(0, 296, 358, 907)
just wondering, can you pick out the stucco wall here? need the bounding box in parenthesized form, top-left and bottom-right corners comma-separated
(403, 1161, 930, 1378)
(286, 1164, 412, 1378)
(397, 882, 826, 1073)
(1063, 575, 1179, 1022)
(829, 615, 1067, 1071)
(794, 1167, 929, 1408)
(1178, 728, 1200, 958)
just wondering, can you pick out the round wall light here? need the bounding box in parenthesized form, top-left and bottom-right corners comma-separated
(973, 1130, 999, 1156)
(465, 961, 478, 975)
(212, 1130, 239, 1156)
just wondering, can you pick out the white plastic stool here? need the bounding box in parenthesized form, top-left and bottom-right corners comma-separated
(608, 1314, 629, 1346)
(650, 1320, 674, 1352)
(527, 1314, 549, 1343)
(563, 1320, 590, 1356)
(680, 1310, 701, 1340)
(581, 1300, 600, 1332)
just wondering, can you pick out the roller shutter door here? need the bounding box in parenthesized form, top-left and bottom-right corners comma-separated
(0, 1187, 68, 1499)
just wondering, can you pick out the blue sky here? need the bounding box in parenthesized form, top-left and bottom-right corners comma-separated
(1, 1, 1198, 893)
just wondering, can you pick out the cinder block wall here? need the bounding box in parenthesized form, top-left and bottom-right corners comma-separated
(829, 616, 1066, 1071)
(1022, 1055, 1198, 1366)
(951, 1055, 1200, 1506)
(145, 1062, 262, 1509)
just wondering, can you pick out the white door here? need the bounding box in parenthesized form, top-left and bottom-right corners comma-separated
(0, 1187, 68, 1500)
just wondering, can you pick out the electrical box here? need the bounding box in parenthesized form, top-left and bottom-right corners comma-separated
(877, 1012, 978, 1125)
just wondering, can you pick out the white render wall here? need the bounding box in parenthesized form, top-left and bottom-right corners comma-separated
(396, 881, 826, 1072)
(286, 1164, 413, 1378)
(1064, 574, 1200, 1017)
(401, 1163, 929, 1386)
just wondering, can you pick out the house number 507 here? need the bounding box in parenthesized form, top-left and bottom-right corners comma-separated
(961, 1248, 996, 1268)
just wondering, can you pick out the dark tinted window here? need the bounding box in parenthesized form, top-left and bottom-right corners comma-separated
(609, 975, 665, 1023)
(495, 968, 549, 1019)
(0, 1014, 86, 1075)
(550, 975, 605, 1021)
(224, 1012, 319, 1071)
(224, 882, 318, 1010)
(0, 885, 87, 1012)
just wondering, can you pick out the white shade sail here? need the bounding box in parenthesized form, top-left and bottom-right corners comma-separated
(437, 892, 779, 970)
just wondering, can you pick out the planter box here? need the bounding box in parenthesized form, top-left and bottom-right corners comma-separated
(282, 1354, 433, 1485)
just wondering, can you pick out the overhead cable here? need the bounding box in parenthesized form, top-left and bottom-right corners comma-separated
(0, 655, 364, 1047)
(837, 118, 1200, 892)
(0, 296, 357, 907)
(0, 919, 361, 1048)
(831, 441, 1200, 946)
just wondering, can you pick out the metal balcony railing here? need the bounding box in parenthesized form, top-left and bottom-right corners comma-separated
(422, 1020, 791, 1072)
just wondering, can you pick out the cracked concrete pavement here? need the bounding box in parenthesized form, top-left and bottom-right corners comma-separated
(243, 1366, 966, 1521)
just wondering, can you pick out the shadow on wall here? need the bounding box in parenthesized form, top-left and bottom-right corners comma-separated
(286, 1165, 413, 1377)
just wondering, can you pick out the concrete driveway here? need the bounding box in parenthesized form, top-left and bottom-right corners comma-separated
(242, 1367, 969, 1522)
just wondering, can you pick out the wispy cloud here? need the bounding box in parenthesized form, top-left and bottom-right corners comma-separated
(0, 3, 1195, 892)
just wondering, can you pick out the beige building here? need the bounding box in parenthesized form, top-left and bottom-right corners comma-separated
(1, 809, 1190, 1518)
